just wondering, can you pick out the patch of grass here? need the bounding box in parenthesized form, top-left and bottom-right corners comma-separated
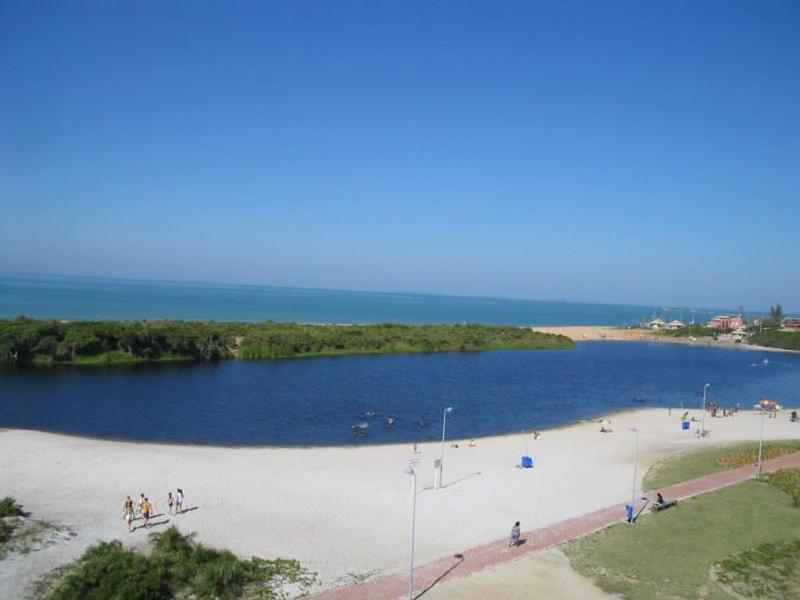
(44, 525, 316, 600)
(344, 569, 382, 585)
(765, 469, 800, 505)
(564, 480, 800, 599)
(714, 539, 800, 598)
(643, 441, 800, 491)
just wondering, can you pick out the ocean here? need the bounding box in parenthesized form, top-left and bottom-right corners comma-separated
(2, 273, 693, 326)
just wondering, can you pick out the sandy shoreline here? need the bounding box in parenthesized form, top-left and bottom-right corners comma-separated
(534, 325, 800, 354)
(2, 407, 799, 598)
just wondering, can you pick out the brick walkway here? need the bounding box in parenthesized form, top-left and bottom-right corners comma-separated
(310, 452, 800, 600)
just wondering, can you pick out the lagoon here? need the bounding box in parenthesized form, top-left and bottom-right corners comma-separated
(1, 342, 798, 445)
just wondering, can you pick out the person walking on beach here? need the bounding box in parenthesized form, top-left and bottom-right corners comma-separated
(123, 496, 135, 533)
(510, 521, 521, 547)
(135, 493, 145, 517)
(176, 489, 184, 514)
(167, 492, 175, 515)
(141, 497, 152, 528)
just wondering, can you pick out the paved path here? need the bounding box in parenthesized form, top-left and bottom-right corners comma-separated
(310, 452, 800, 600)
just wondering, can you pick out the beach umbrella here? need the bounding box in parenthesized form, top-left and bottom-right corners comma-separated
(599, 419, 611, 426)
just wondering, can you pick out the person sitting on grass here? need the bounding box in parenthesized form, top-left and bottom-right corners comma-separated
(655, 492, 665, 506)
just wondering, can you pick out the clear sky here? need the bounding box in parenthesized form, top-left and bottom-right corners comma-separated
(1, 1, 798, 311)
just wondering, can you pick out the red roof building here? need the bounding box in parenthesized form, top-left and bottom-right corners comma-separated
(708, 314, 744, 329)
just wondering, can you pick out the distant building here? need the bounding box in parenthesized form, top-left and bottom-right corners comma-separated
(731, 328, 749, 341)
(782, 319, 800, 331)
(667, 320, 685, 330)
(708, 314, 744, 329)
(648, 318, 665, 330)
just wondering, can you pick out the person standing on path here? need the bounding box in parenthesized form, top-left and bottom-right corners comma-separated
(167, 492, 175, 515)
(510, 521, 521, 547)
(176, 489, 184, 514)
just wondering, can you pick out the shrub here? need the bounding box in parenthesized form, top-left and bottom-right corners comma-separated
(0, 497, 24, 518)
(46, 526, 315, 599)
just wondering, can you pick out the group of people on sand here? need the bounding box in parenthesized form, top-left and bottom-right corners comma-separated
(122, 488, 185, 533)
(707, 402, 739, 418)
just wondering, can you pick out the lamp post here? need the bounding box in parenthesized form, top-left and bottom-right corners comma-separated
(437, 406, 453, 489)
(700, 383, 710, 437)
(757, 405, 765, 478)
(403, 463, 417, 600)
(628, 425, 638, 524)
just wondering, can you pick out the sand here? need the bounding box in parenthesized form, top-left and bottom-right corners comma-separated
(1, 408, 798, 598)
(422, 549, 617, 599)
(533, 326, 799, 353)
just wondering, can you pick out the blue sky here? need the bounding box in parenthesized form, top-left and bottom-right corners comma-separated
(1, 1, 798, 311)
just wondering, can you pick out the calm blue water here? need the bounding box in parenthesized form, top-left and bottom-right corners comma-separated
(1, 342, 798, 445)
(2, 273, 682, 326)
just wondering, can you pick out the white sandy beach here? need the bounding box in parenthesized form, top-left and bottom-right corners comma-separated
(532, 326, 800, 354)
(1, 408, 799, 598)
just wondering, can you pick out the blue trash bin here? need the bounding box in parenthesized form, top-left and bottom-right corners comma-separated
(626, 504, 634, 522)
(682, 421, 690, 430)
(521, 456, 533, 468)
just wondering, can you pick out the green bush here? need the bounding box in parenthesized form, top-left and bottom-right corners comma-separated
(46, 526, 315, 600)
(0, 497, 24, 518)
(49, 541, 169, 600)
(0, 317, 573, 365)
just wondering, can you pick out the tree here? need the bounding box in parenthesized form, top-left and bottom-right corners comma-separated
(770, 303, 785, 324)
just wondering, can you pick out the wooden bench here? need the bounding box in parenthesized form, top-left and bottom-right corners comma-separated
(652, 499, 677, 512)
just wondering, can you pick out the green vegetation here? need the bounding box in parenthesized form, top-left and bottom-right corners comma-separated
(44, 526, 315, 600)
(0, 317, 573, 365)
(661, 325, 718, 338)
(643, 441, 800, 491)
(1, 497, 63, 561)
(771, 303, 785, 323)
(564, 480, 800, 599)
(714, 539, 800, 598)
(749, 329, 800, 352)
(765, 469, 800, 505)
(0, 496, 24, 518)
(0, 497, 24, 548)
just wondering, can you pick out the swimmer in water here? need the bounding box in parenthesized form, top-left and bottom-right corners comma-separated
(387, 416, 395, 426)
(363, 411, 376, 418)
(417, 419, 425, 428)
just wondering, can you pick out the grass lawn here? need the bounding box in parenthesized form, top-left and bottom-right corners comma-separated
(564, 480, 800, 599)
(643, 440, 800, 491)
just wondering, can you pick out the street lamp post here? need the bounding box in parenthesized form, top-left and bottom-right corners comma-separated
(757, 406, 765, 478)
(628, 426, 638, 524)
(403, 463, 417, 600)
(700, 383, 710, 437)
(438, 407, 453, 489)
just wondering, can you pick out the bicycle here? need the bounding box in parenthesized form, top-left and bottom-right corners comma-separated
(694, 428, 710, 438)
